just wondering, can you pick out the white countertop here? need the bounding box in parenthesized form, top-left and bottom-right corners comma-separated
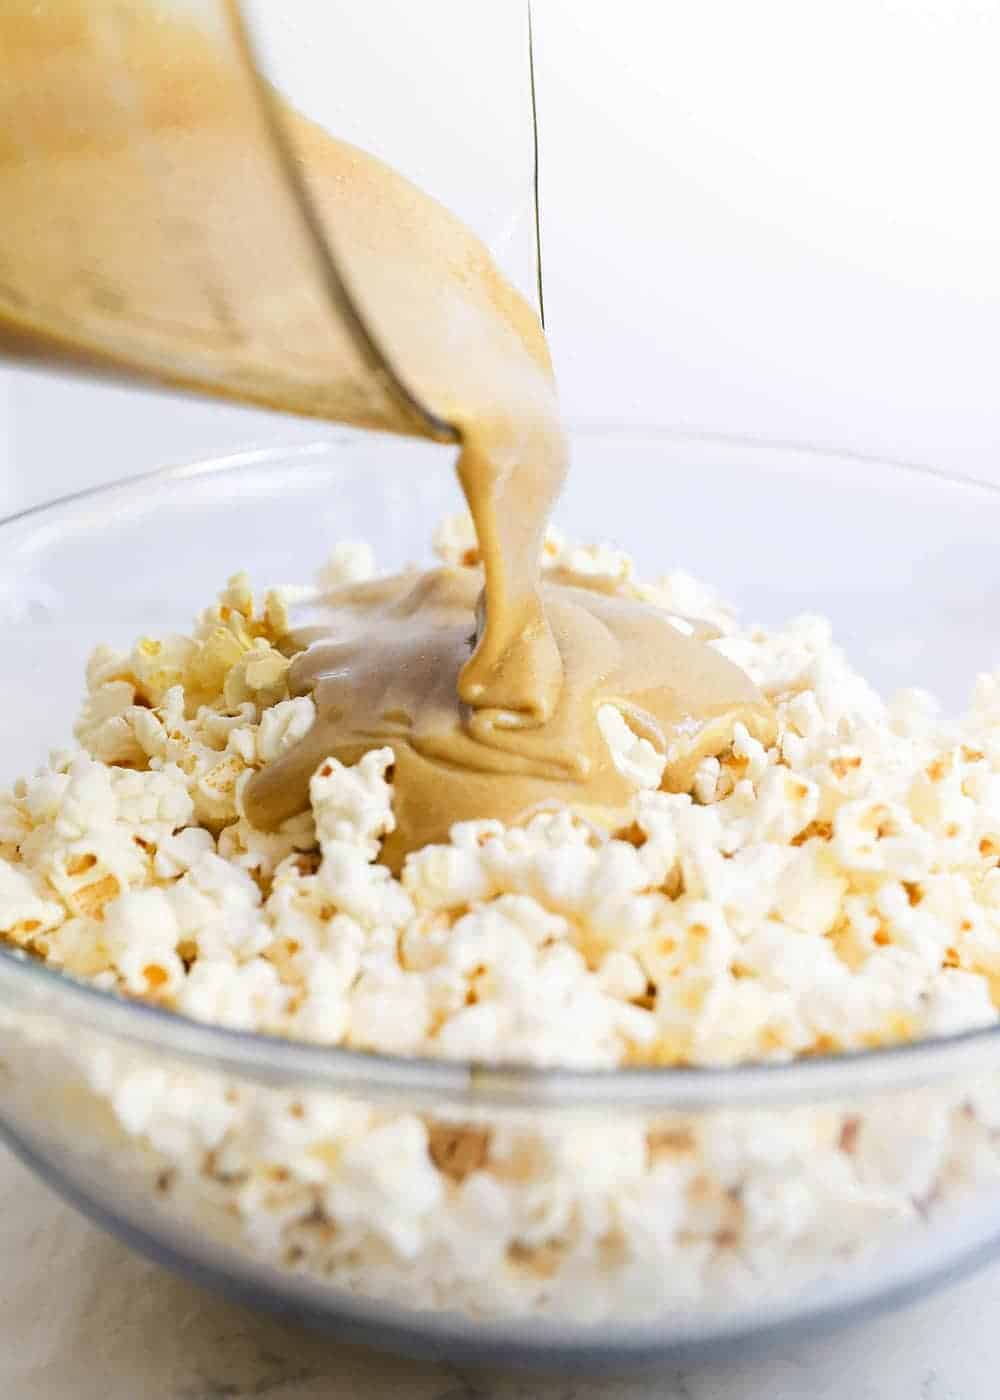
(0, 1144, 997, 1399)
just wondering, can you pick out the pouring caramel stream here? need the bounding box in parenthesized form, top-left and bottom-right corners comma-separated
(0, 1, 775, 862)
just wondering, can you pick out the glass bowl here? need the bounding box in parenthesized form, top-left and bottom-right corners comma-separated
(2, 429, 1000, 1371)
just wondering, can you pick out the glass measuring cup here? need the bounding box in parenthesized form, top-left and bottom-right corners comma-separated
(0, 0, 454, 444)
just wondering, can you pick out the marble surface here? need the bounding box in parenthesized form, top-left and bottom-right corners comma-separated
(0, 1144, 998, 1399)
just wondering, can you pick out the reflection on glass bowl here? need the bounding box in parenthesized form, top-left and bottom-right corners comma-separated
(2, 430, 1000, 1368)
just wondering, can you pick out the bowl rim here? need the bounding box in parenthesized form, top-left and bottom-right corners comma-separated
(4, 428, 1000, 1111)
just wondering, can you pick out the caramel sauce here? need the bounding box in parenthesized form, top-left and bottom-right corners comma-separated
(0, 1, 776, 863)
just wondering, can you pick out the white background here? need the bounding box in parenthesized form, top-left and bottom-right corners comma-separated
(2, 0, 998, 516)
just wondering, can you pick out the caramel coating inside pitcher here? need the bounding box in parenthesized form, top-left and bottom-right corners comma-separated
(0, 1, 776, 862)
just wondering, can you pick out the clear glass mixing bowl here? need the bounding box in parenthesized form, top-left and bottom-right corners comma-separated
(2, 429, 1000, 1370)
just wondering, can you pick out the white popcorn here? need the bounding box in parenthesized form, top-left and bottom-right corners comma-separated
(634, 568, 737, 636)
(348, 968, 432, 1055)
(403, 840, 493, 911)
(920, 969, 996, 1036)
(0, 858, 64, 940)
(103, 887, 184, 996)
(168, 852, 271, 963)
(153, 826, 216, 880)
(832, 799, 932, 877)
(772, 846, 847, 938)
(854, 1095, 951, 1201)
(433, 512, 479, 567)
(256, 696, 317, 764)
(597, 704, 667, 789)
(547, 540, 635, 593)
(692, 754, 722, 805)
(10, 538, 1000, 1067)
(176, 957, 289, 1030)
(311, 748, 396, 860)
(75, 679, 146, 765)
(8, 524, 1000, 1327)
(326, 1117, 443, 1257)
(596, 949, 647, 1000)
(317, 540, 376, 589)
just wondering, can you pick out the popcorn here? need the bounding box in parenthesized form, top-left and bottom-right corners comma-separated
(546, 539, 635, 594)
(10, 541, 1000, 1062)
(103, 887, 184, 996)
(223, 640, 291, 711)
(402, 839, 493, 911)
(0, 858, 64, 940)
(597, 704, 667, 789)
(256, 696, 317, 764)
(310, 748, 396, 860)
(6, 528, 1000, 1325)
(347, 967, 431, 1055)
(325, 1117, 443, 1258)
(153, 826, 216, 880)
(175, 957, 289, 1031)
(316, 539, 376, 589)
(433, 512, 479, 567)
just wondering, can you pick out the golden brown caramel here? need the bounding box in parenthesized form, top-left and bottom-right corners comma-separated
(0, 0, 776, 862)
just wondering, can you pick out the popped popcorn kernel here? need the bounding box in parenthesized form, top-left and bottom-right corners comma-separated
(27, 537, 1000, 1071)
(8, 525, 1000, 1328)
